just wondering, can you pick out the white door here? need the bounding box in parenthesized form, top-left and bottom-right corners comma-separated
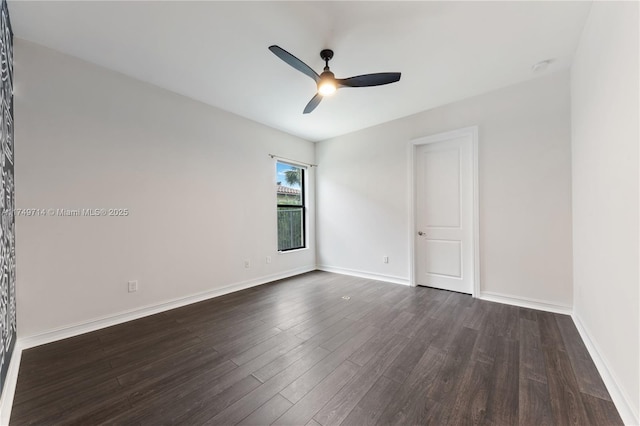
(415, 132, 475, 294)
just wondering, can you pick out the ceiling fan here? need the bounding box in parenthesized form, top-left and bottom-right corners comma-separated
(268, 45, 401, 114)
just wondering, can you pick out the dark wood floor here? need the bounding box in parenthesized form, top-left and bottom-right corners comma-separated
(11, 271, 622, 425)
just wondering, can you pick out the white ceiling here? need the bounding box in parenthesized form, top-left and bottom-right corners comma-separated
(8, 1, 592, 142)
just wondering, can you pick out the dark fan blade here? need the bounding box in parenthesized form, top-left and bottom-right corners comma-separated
(303, 93, 322, 114)
(269, 45, 320, 83)
(337, 72, 401, 88)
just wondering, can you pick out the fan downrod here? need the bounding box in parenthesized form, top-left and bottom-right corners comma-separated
(320, 49, 334, 70)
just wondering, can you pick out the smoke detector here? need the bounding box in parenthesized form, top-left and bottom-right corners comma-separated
(532, 59, 554, 72)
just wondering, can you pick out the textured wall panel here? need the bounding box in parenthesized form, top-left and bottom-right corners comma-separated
(0, 0, 14, 396)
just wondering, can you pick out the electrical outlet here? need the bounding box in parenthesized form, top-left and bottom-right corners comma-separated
(383, 256, 389, 264)
(128, 280, 138, 293)
(266, 256, 272, 264)
(244, 259, 251, 269)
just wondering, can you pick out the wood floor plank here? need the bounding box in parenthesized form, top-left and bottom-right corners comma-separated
(187, 317, 266, 341)
(396, 301, 437, 338)
(62, 395, 133, 426)
(444, 359, 494, 425)
(344, 299, 379, 321)
(356, 304, 394, 330)
(426, 327, 479, 403)
(519, 306, 538, 321)
(461, 299, 488, 331)
(272, 298, 344, 331)
(237, 394, 293, 426)
(519, 314, 554, 426)
(208, 346, 331, 425)
(122, 371, 259, 424)
(499, 304, 521, 341)
(231, 331, 303, 366)
(318, 319, 370, 352)
(519, 378, 554, 426)
(484, 337, 520, 425)
(279, 326, 378, 404)
(348, 325, 399, 367)
(272, 360, 360, 426)
(210, 326, 283, 356)
(422, 327, 482, 425)
(382, 310, 415, 335)
(314, 333, 408, 425)
(19, 334, 103, 365)
(97, 313, 181, 346)
(543, 345, 591, 425)
(426, 290, 457, 320)
(16, 350, 112, 390)
(520, 317, 547, 383)
(375, 347, 447, 425)
(124, 358, 238, 413)
(481, 302, 520, 340)
(339, 375, 400, 426)
(555, 314, 612, 400)
(168, 332, 304, 406)
(251, 342, 329, 384)
(116, 344, 222, 388)
(100, 321, 187, 356)
(109, 334, 203, 369)
(283, 299, 358, 336)
(537, 310, 566, 350)
(12, 357, 114, 407)
(11, 378, 123, 425)
(471, 331, 501, 365)
(166, 375, 262, 424)
(10, 272, 622, 426)
(581, 392, 624, 425)
(295, 316, 354, 342)
(382, 318, 445, 383)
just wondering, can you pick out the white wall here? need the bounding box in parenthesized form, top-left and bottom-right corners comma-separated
(571, 2, 639, 423)
(316, 71, 573, 308)
(14, 39, 316, 338)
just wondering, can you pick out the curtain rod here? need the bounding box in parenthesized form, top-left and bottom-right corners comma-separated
(268, 154, 317, 168)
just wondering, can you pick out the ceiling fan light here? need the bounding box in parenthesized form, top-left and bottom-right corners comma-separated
(318, 80, 336, 96)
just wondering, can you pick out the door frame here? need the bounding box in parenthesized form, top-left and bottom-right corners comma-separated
(408, 126, 480, 297)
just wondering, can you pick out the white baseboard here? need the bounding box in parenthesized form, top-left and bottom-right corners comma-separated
(478, 291, 572, 315)
(0, 341, 23, 426)
(572, 313, 639, 426)
(316, 265, 410, 286)
(19, 265, 316, 350)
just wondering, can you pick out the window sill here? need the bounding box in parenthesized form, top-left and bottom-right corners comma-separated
(278, 247, 309, 255)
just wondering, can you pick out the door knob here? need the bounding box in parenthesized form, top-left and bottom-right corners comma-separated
(418, 231, 425, 236)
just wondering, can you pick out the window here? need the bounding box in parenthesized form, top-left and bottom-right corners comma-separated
(276, 161, 305, 251)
